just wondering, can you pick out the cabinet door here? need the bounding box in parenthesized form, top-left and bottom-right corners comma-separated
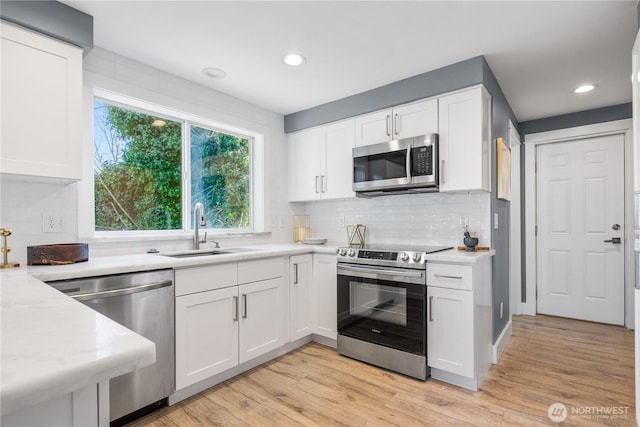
(394, 98, 438, 140)
(1, 22, 82, 181)
(322, 120, 356, 199)
(354, 109, 393, 146)
(427, 286, 474, 378)
(239, 277, 286, 363)
(175, 287, 239, 390)
(438, 87, 491, 192)
(288, 129, 323, 201)
(313, 254, 337, 339)
(290, 255, 313, 341)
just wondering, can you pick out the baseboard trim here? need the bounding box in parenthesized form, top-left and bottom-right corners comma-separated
(492, 318, 512, 364)
(311, 333, 336, 348)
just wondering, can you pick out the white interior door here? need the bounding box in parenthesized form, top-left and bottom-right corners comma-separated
(536, 134, 625, 325)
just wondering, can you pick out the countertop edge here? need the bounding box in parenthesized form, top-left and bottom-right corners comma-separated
(425, 248, 496, 263)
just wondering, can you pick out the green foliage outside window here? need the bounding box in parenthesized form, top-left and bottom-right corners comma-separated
(94, 99, 251, 232)
(94, 101, 182, 231)
(191, 126, 250, 229)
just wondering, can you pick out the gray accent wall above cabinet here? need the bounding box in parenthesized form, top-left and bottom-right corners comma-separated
(284, 56, 486, 133)
(1, 1, 93, 55)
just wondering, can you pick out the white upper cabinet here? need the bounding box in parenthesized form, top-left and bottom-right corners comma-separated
(288, 119, 355, 202)
(438, 87, 491, 193)
(353, 98, 438, 146)
(1, 21, 82, 181)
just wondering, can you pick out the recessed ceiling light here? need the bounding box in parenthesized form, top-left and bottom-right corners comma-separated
(202, 67, 227, 79)
(573, 84, 598, 94)
(152, 119, 166, 127)
(283, 53, 306, 66)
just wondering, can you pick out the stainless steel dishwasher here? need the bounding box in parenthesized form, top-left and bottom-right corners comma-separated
(47, 269, 175, 426)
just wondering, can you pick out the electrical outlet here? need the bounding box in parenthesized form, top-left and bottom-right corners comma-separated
(338, 215, 346, 229)
(42, 211, 65, 233)
(494, 213, 499, 229)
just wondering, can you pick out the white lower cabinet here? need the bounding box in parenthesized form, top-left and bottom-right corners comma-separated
(313, 254, 337, 340)
(175, 286, 238, 390)
(427, 286, 474, 377)
(427, 258, 492, 391)
(239, 277, 286, 363)
(289, 255, 313, 341)
(175, 258, 285, 391)
(1, 382, 108, 427)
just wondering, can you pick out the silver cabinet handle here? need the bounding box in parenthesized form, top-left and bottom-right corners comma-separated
(315, 176, 320, 193)
(233, 295, 239, 321)
(385, 115, 391, 137)
(322, 175, 327, 193)
(441, 160, 446, 184)
(429, 296, 433, 322)
(242, 294, 247, 319)
(293, 263, 299, 284)
(434, 274, 463, 280)
(394, 113, 399, 135)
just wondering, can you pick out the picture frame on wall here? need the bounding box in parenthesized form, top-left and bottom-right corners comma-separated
(496, 137, 511, 201)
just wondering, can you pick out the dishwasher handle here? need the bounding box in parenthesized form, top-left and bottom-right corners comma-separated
(71, 280, 173, 301)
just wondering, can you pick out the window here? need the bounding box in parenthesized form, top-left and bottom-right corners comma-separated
(93, 97, 256, 234)
(190, 125, 251, 229)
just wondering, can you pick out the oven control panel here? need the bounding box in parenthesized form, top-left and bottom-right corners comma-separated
(358, 250, 398, 261)
(337, 246, 450, 268)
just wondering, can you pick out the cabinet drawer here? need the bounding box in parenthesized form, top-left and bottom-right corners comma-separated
(427, 263, 473, 291)
(175, 263, 238, 296)
(238, 258, 284, 284)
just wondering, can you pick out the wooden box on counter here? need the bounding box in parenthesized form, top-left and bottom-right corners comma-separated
(27, 243, 88, 265)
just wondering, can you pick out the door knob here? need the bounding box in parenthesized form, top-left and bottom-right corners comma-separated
(612, 224, 621, 230)
(604, 237, 622, 244)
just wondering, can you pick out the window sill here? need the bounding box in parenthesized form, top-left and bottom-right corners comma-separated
(81, 231, 272, 243)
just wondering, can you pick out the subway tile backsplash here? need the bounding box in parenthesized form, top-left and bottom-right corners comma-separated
(303, 192, 491, 248)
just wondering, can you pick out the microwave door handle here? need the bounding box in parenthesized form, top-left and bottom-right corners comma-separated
(406, 144, 412, 182)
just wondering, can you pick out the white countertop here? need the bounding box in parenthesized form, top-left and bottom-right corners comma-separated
(425, 248, 496, 263)
(0, 269, 156, 416)
(0, 242, 490, 416)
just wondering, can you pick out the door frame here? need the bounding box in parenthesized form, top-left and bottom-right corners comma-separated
(523, 119, 634, 327)
(509, 121, 523, 316)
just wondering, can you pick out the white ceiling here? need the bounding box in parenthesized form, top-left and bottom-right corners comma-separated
(63, 1, 637, 122)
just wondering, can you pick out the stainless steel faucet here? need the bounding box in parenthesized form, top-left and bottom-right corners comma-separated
(193, 202, 207, 250)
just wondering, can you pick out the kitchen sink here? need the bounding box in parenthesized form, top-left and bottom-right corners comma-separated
(159, 249, 232, 258)
(157, 247, 259, 258)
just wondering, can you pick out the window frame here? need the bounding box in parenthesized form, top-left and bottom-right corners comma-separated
(89, 88, 264, 238)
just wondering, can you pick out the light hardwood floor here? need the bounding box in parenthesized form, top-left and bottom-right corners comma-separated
(130, 315, 635, 426)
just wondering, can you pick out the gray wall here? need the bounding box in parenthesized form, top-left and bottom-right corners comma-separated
(285, 56, 485, 133)
(284, 55, 518, 344)
(518, 103, 631, 136)
(481, 59, 519, 342)
(0, 1, 93, 54)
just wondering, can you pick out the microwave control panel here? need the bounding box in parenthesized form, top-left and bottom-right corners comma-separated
(412, 146, 433, 176)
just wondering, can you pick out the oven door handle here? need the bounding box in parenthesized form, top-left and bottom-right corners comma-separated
(406, 143, 412, 182)
(338, 264, 424, 278)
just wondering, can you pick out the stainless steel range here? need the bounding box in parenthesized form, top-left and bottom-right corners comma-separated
(336, 244, 451, 380)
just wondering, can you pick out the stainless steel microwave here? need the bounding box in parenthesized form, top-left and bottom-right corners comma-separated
(352, 134, 438, 197)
